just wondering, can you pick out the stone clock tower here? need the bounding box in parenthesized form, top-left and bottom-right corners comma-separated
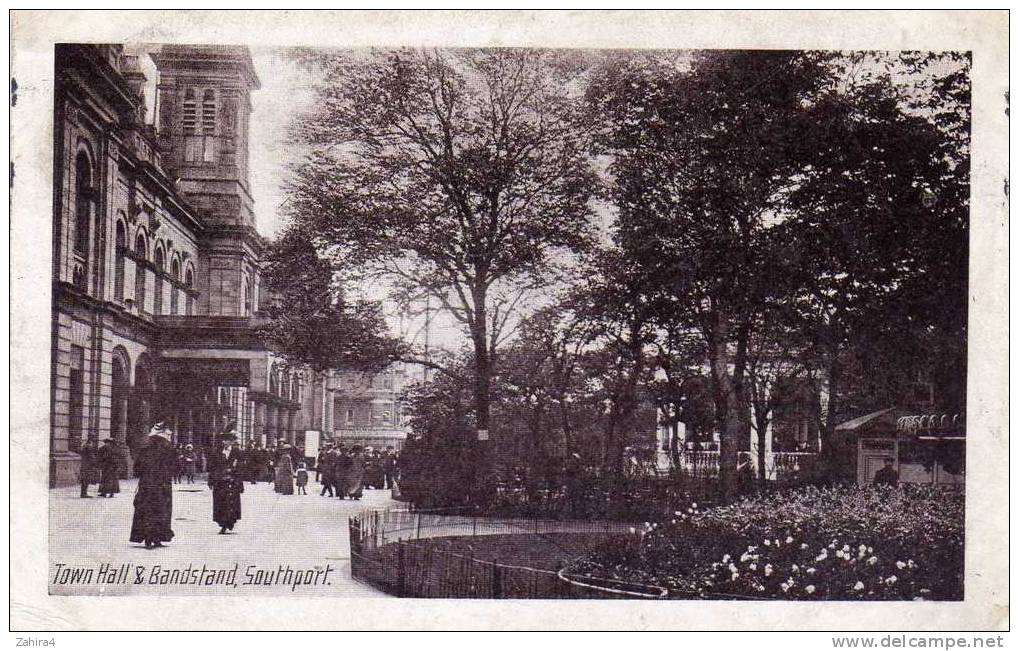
(152, 45, 263, 317)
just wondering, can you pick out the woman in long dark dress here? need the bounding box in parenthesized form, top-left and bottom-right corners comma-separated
(208, 432, 244, 534)
(97, 438, 120, 497)
(344, 446, 366, 500)
(274, 445, 295, 495)
(129, 425, 177, 548)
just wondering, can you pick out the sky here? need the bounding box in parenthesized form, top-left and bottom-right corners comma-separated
(134, 45, 466, 353)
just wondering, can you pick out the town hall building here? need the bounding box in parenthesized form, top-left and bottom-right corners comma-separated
(49, 44, 339, 486)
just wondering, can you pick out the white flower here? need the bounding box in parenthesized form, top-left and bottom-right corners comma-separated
(674, 511, 683, 517)
(842, 544, 851, 552)
(730, 572, 739, 580)
(780, 582, 790, 592)
(728, 563, 738, 574)
(805, 585, 816, 594)
(749, 563, 757, 571)
(740, 552, 751, 563)
(853, 581, 865, 591)
(628, 527, 636, 534)
(756, 585, 766, 592)
(907, 559, 916, 568)
(764, 564, 773, 576)
(748, 545, 758, 552)
(792, 564, 799, 572)
(800, 543, 809, 550)
(859, 544, 867, 553)
(764, 539, 771, 546)
(691, 502, 698, 509)
(868, 547, 874, 554)
(786, 536, 794, 544)
(712, 562, 720, 570)
(896, 561, 907, 570)
(670, 519, 677, 525)
(835, 550, 846, 559)
(815, 552, 828, 562)
(886, 575, 898, 585)
(687, 508, 693, 514)
(722, 554, 731, 563)
(806, 567, 817, 575)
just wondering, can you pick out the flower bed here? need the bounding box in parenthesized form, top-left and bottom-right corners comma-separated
(570, 484, 964, 600)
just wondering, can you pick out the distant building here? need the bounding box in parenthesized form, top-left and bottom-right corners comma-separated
(49, 44, 334, 486)
(331, 365, 413, 451)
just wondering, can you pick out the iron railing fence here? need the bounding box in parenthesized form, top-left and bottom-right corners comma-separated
(349, 508, 672, 598)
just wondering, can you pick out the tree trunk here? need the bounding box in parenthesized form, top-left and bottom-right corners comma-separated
(557, 396, 573, 455)
(708, 308, 742, 502)
(820, 355, 842, 483)
(754, 399, 770, 483)
(468, 285, 491, 433)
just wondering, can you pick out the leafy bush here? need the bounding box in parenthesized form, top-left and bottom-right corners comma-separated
(572, 484, 964, 600)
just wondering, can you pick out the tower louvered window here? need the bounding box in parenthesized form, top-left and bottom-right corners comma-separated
(201, 90, 216, 134)
(182, 89, 197, 135)
(183, 87, 217, 163)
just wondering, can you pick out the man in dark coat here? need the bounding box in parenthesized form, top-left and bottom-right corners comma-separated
(208, 431, 244, 534)
(873, 458, 899, 487)
(319, 444, 335, 497)
(78, 437, 99, 498)
(97, 438, 120, 497)
(129, 424, 177, 548)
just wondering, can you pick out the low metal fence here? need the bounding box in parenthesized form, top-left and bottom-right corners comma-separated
(349, 509, 667, 599)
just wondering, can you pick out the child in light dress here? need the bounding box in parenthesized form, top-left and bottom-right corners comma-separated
(295, 462, 309, 495)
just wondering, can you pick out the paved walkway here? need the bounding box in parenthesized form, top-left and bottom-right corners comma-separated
(49, 477, 397, 597)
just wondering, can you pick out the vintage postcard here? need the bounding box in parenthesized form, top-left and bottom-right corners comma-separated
(9, 10, 1009, 632)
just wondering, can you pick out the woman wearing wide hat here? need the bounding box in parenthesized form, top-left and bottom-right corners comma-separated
(208, 429, 244, 534)
(129, 423, 177, 548)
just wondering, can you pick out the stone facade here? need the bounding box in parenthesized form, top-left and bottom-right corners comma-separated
(50, 44, 334, 486)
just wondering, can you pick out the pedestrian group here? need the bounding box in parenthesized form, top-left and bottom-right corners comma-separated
(77, 422, 401, 549)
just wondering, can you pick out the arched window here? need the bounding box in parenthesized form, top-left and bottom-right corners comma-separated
(134, 232, 147, 311)
(243, 274, 254, 316)
(72, 151, 93, 289)
(170, 258, 181, 315)
(114, 220, 126, 301)
(184, 266, 195, 316)
(153, 247, 165, 315)
(269, 364, 279, 396)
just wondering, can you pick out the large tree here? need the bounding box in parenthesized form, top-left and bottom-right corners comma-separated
(284, 47, 597, 437)
(589, 51, 829, 498)
(778, 52, 970, 456)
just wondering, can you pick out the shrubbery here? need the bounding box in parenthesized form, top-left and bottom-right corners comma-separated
(572, 484, 964, 600)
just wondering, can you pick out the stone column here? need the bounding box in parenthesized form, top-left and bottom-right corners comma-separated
(186, 408, 195, 444)
(254, 401, 266, 447)
(269, 404, 279, 445)
(324, 389, 334, 438)
(115, 395, 132, 477)
(286, 408, 296, 445)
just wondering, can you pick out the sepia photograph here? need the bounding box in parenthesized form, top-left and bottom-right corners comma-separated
(9, 9, 1008, 633)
